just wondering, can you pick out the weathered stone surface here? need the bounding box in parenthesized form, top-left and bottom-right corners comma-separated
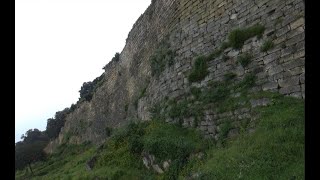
(290, 92, 302, 98)
(262, 82, 278, 91)
(227, 49, 240, 57)
(279, 85, 301, 94)
(278, 76, 300, 88)
(250, 98, 271, 108)
(231, 14, 237, 20)
(287, 66, 304, 76)
(208, 126, 216, 134)
(290, 17, 304, 30)
(299, 73, 305, 83)
(268, 65, 284, 76)
(263, 51, 281, 64)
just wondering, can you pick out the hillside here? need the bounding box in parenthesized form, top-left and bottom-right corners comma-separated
(16, 90, 304, 179)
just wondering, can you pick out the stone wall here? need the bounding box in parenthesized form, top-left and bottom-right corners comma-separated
(45, 0, 304, 153)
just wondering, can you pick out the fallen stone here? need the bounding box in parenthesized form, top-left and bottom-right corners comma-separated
(278, 76, 300, 88)
(152, 164, 164, 174)
(279, 85, 301, 94)
(262, 82, 278, 91)
(163, 160, 170, 171)
(250, 98, 271, 108)
(230, 14, 237, 19)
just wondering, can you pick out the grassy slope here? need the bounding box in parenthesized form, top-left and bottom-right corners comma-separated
(16, 93, 304, 180)
(179, 95, 304, 179)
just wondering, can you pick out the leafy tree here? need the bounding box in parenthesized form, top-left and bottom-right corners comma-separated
(103, 52, 120, 70)
(79, 81, 94, 101)
(78, 73, 105, 102)
(15, 141, 47, 174)
(45, 108, 70, 139)
(15, 129, 49, 174)
(112, 52, 120, 62)
(22, 128, 48, 143)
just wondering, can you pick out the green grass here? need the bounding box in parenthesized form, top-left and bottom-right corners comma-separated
(179, 96, 304, 179)
(190, 87, 202, 99)
(260, 39, 275, 52)
(228, 24, 265, 49)
(220, 41, 231, 51)
(188, 56, 209, 83)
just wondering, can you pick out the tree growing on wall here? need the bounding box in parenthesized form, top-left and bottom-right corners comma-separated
(103, 52, 120, 70)
(78, 73, 105, 102)
(45, 108, 70, 139)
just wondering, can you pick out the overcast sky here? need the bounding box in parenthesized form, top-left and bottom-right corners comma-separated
(15, 0, 151, 142)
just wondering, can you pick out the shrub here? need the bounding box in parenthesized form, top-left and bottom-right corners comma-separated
(207, 49, 222, 61)
(200, 82, 230, 103)
(78, 73, 105, 102)
(105, 127, 112, 137)
(220, 41, 231, 51)
(190, 87, 202, 99)
(150, 41, 175, 77)
(222, 54, 229, 62)
(228, 24, 265, 49)
(103, 53, 120, 70)
(112, 53, 120, 62)
(260, 39, 275, 52)
(224, 72, 237, 81)
(188, 56, 209, 82)
(237, 53, 252, 68)
(218, 121, 232, 144)
(235, 73, 256, 91)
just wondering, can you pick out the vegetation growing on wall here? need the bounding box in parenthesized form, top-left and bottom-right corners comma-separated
(150, 39, 175, 77)
(45, 108, 72, 140)
(103, 52, 120, 70)
(260, 39, 275, 52)
(188, 56, 209, 83)
(224, 72, 237, 81)
(79, 73, 105, 102)
(134, 86, 148, 109)
(237, 53, 252, 68)
(228, 24, 265, 49)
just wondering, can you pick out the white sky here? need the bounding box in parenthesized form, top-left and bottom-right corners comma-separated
(15, 0, 151, 142)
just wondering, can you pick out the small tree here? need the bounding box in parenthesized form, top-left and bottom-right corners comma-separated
(79, 81, 94, 101)
(45, 108, 70, 139)
(15, 129, 49, 174)
(103, 52, 120, 70)
(15, 141, 47, 175)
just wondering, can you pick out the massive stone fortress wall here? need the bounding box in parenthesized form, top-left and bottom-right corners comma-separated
(141, 0, 304, 120)
(45, 0, 304, 153)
